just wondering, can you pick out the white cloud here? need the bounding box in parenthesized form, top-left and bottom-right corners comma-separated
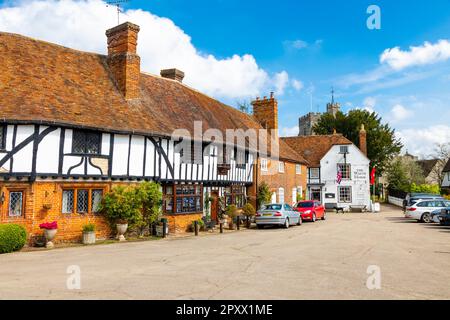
(396, 125, 450, 157)
(363, 97, 376, 112)
(380, 40, 450, 71)
(0, 0, 289, 99)
(273, 71, 289, 95)
(290, 40, 308, 49)
(391, 104, 412, 121)
(291, 79, 304, 91)
(280, 126, 299, 137)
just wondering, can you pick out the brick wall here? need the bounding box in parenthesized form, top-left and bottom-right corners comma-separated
(248, 159, 307, 208)
(0, 181, 205, 244)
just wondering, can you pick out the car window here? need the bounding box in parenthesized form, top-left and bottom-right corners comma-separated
(417, 202, 429, 207)
(297, 202, 314, 208)
(265, 204, 282, 211)
(443, 201, 450, 207)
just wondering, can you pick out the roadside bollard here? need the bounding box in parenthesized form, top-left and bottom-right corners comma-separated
(220, 222, 223, 234)
(237, 216, 240, 230)
(194, 221, 199, 236)
(162, 220, 167, 238)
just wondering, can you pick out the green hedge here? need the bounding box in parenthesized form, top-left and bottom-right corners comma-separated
(0, 224, 27, 254)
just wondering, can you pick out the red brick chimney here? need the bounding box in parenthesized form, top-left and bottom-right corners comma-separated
(106, 22, 140, 100)
(359, 124, 367, 156)
(251, 92, 278, 134)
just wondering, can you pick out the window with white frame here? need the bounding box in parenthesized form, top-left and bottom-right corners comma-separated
(278, 188, 285, 204)
(279, 161, 285, 173)
(310, 168, 320, 179)
(8, 191, 23, 217)
(337, 163, 351, 179)
(338, 186, 352, 203)
(297, 186, 303, 200)
(261, 158, 268, 172)
(296, 164, 302, 174)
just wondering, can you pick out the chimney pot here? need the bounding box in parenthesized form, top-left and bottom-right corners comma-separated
(270, 92, 274, 99)
(160, 68, 185, 83)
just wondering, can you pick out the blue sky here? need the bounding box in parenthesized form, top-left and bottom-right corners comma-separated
(1, 0, 449, 156)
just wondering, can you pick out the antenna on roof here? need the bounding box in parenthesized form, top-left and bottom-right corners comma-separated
(106, 0, 129, 25)
(331, 86, 335, 104)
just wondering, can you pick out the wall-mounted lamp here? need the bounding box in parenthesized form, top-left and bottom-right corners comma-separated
(0, 192, 5, 204)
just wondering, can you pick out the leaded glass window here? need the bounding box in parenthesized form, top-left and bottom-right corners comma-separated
(338, 186, 352, 203)
(62, 190, 74, 214)
(77, 189, 89, 213)
(72, 130, 101, 154)
(8, 191, 23, 217)
(91, 189, 103, 214)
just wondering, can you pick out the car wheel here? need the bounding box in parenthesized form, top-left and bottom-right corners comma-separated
(284, 218, 290, 229)
(422, 213, 432, 223)
(321, 213, 326, 221)
(312, 213, 317, 223)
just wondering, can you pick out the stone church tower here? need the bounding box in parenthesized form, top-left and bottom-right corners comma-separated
(298, 90, 341, 136)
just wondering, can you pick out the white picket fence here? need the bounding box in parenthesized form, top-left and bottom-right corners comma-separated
(388, 196, 404, 207)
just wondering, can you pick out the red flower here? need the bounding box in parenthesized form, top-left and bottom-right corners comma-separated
(39, 221, 58, 230)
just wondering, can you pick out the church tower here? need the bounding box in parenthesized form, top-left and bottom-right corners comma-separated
(326, 87, 340, 117)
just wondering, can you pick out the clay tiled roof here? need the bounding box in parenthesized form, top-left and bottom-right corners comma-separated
(0, 32, 307, 164)
(443, 159, 450, 173)
(417, 159, 439, 177)
(281, 134, 353, 167)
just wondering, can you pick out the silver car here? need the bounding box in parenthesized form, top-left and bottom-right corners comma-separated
(405, 200, 450, 223)
(255, 204, 302, 229)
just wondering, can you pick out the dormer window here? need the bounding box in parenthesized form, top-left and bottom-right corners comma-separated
(72, 130, 101, 155)
(0, 125, 6, 150)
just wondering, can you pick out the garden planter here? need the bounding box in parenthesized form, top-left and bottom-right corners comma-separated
(155, 224, 169, 237)
(82, 231, 96, 245)
(116, 223, 128, 242)
(44, 229, 57, 248)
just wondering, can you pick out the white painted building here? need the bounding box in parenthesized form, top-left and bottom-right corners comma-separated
(283, 130, 371, 211)
(442, 159, 450, 190)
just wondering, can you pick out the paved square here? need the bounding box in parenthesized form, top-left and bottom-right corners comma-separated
(1, 204, 449, 300)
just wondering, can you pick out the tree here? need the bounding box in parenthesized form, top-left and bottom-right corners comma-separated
(313, 109, 403, 173)
(236, 100, 252, 114)
(257, 182, 272, 209)
(386, 157, 425, 192)
(428, 143, 450, 185)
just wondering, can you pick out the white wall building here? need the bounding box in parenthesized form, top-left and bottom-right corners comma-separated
(282, 128, 371, 211)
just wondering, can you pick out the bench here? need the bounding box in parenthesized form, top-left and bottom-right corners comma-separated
(325, 203, 345, 213)
(350, 205, 367, 213)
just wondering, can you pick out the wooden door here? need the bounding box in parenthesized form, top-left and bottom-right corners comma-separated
(211, 191, 219, 222)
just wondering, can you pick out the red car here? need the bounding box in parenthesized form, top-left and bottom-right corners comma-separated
(294, 200, 326, 222)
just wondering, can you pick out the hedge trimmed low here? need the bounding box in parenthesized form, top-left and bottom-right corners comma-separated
(0, 224, 27, 254)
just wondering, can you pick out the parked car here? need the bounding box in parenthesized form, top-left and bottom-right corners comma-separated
(431, 208, 450, 225)
(294, 200, 326, 222)
(405, 200, 450, 223)
(403, 194, 444, 211)
(255, 204, 302, 229)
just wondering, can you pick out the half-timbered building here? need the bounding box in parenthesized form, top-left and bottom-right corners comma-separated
(0, 22, 307, 241)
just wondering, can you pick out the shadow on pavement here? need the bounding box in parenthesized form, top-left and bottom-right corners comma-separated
(385, 217, 418, 224)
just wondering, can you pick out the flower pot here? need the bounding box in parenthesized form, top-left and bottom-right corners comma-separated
(82, 231, 96, 245)
(44, 229, 57, 248)
(116, 223, 128, 242)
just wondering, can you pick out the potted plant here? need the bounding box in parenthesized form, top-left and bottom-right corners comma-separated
(226, 205, 238, 230)
(82, 223, 96, 245)
(100, 186, 142, 242)
(242, 203, 256, 228)
(39, 221, 58, 248)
